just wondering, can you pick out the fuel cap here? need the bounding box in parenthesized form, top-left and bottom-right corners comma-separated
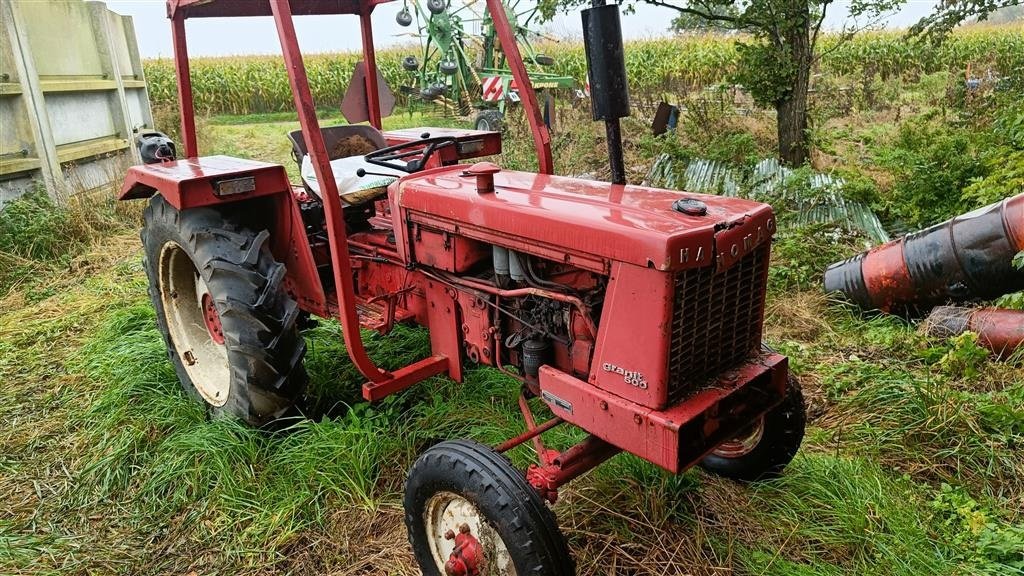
(673, 197, 707, 216)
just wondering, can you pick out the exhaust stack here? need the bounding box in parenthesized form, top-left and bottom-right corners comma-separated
(582, 0, 630, 185)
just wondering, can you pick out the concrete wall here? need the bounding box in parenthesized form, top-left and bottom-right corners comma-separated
(0, 0, 152, 205)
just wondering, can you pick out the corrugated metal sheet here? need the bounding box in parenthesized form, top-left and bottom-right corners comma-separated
(644, 154, 890, 244)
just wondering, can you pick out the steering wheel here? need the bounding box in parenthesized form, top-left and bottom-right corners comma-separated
(364, 134, 458, 173)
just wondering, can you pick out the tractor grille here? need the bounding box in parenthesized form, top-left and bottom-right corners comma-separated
(666, 243, 770, 404)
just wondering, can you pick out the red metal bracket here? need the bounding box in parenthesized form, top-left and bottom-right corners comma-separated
(366, 285, 415, 334)
(361, 355, 449, 401)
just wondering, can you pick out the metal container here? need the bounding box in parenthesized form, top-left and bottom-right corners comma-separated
(924, 306, 1024, 359)
(824, 194, 1024, 316)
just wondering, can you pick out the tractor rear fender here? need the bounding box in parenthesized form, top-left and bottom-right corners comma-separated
(119, 155, 292, 210)
(121, 155, 328, 316)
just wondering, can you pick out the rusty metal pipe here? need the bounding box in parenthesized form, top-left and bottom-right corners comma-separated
(824, 194, 1024, 316)
(924, 306, 1024, 359)
(494, 395, 564, 458)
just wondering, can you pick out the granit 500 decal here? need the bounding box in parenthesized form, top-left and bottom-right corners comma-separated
(602, 362, 648, 389)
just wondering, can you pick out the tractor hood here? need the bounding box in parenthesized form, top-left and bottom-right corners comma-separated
(394, 166, 777, 272)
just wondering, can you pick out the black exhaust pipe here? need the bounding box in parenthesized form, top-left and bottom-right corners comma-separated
(582, 0, 630, 185)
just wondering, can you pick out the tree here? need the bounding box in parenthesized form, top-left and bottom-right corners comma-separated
(912, 0, 1024, 37)
(670, 3, 737, 33)
(538, 0, 1022, 167)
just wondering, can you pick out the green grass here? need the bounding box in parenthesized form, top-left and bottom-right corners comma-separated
(0, 188, 138, 296)
(8, 272, 1017, 574)
(3, 220, 1020, 575)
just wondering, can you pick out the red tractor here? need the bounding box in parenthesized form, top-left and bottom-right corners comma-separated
(121, 1, 805, 574)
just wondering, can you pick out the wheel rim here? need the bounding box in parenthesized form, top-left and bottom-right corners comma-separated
(158, 241, 230, 407)
(424, 491, 517, 576)
(201, 293, 226, 345)
(711, 417, 765, 458)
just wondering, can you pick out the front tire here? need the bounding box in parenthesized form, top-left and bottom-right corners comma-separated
(404, 440, 574, 576)
(474, 109, 503, 132)
(142, 196, 306, 426)
(699, 376, 805, 482)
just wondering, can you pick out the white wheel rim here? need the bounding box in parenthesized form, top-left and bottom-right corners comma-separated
(711, 417, 765, 458)
(158, 241, 230, 407)
(424, 491, 517, 576)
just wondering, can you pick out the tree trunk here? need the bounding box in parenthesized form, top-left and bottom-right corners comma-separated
(776, 4, 812, 166)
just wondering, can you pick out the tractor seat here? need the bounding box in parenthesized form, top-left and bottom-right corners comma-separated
(289, 125, 398, 205)
(299, 154, 404, 205)
(287, 124, 387, 166)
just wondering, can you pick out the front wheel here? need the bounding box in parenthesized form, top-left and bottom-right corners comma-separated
(474, 109, 503, 132)
(699, 376, 806, 482)
(142, 196, 307, 426)
(404, 440, 575, 576)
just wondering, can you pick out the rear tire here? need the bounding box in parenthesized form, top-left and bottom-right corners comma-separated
(404, 440, 574, 576)
(474, 109, 503, 132)
(699, 376, 805, 482)
(141, 195, 306, 426)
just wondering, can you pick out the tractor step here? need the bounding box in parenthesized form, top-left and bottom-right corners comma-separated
(355, 298, 414, 333)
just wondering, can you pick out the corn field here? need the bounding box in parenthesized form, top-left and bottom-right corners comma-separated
(143, 26, 1024, 116)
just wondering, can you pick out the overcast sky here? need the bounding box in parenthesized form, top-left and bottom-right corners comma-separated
(101, 0, 941, 58)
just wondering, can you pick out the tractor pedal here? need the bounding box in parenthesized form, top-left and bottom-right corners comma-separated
(355, 298, 414, 334)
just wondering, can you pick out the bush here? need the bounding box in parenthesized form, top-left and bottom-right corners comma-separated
(962, 99, 1024, 206)
(874, 115, 985, 227)
(768, 223, 864, 293)
(931, 483, 1024, 574)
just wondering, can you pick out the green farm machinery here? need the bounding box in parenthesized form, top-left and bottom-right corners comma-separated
(395, 0, 581, 129)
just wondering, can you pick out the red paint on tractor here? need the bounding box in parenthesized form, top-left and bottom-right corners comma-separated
(170, 14, 197, 158)
(394, 165, 774, 273)
(126, 6, 798, 571)
(526, 435, 621, 504)
(444, 523, 483, 576)
(538, 353, 788, 474)
(484, 0, 552, 174)
(384, 128, 501, 165)
(201, 294, 225, 345)
(120, 156, 290, 208)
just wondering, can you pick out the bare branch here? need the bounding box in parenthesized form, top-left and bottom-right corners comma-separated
(810, 0, 833, 49)
(642, 0, 764, 30)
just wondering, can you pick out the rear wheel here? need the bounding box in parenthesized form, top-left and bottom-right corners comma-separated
(699, 376, 805, 481)
(404, 440, 574, 576)
(142, 196, 306, 426)
(474, 109, 503, 132)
